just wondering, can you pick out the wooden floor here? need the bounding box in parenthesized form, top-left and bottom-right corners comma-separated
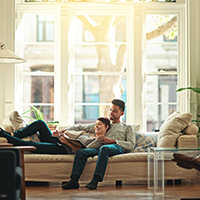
(26, 179, 200, 200)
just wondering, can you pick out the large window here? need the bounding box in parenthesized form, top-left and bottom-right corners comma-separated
(145, 14, 178, 131)
(72, 14, 128, 124)
(15, 3, 186, 131)
(17, 13, 56, 123)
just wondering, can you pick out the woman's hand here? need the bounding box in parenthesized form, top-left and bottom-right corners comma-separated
(59, 135, 81, 152)
(97, 136, 116, 144)
(52, 129, 65, 137)
(59, 136, 70, 145)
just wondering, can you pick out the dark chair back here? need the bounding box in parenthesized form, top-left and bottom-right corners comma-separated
(0, 148, 22, 200)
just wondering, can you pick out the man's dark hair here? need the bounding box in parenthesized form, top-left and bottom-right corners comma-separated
(111, 99, 125, 112)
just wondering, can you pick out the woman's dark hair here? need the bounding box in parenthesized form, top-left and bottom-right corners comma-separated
(111, 99, 125, 112)
(97, 117, 110, 132)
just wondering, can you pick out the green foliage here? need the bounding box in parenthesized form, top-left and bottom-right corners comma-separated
(176, 87, 200, 94)
(21, 105, 59, 125)
(176, 87, 200, 135)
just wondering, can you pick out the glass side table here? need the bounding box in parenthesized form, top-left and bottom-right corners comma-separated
(148, 147, 200, 195)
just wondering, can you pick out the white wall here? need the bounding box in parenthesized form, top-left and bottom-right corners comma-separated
(188, 0, 200, 120)
(0, 0, 15, 124)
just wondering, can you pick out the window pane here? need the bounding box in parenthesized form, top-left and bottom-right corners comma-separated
(75, 105, 99, 124)
(23, 14, 55, 72)
(23, 44, 54, 73)
(145, 14, 178, 131)
(21, 13, 56, 122)
(146, 43, 177, 72)
(146, 14, 178, 73)
(74, 15, 126, 43)
(23, 62, 54, 73)
(73, 14, 127, 123)
(74, 75, 127, 104)
(146, 75, 177, 103)
(23, 14, 55, 43)
(74, 15, 127, 72)
(74, 104, 127, 124)
(23, 75, 54, 104)
(74, 44, 127, 72)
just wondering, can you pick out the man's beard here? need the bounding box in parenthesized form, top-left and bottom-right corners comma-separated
(109, 115, 119, 121)
(109, 114, 114, 119)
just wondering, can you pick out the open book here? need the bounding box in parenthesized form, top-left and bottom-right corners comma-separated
(63, 134, 102, 149)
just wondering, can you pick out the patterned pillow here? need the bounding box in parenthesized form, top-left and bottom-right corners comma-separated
(132, 132, 158, 152)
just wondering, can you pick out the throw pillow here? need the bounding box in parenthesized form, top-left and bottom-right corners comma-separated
(133, 124, 140, 132)
(0, 137, 8, 143)
(157, 111, 192, 148)
(183, 124, 198, 135)
(131, 132, 158, 152)
(2, 111, 41, 142)
(2, 111, 26, 133)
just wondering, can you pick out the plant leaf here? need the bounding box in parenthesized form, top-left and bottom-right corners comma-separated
(176, 87, 200, 94)
(21, 109, 34, 116)
(46, 121, 59, 125)
(31, 106, 44, 120)
(191, 119, 200, 123)
(22, 116, 36, 121)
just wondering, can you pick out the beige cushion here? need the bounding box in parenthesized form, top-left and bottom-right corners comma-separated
(133, 124, 140, 132)
(177, 135, 197, 149)
(2, 111, 26, 132)
(157, 111, 192, 147)
(2, 111, 41, 142)
(183, 124, 198, 135)
(0, 137, 8, 143)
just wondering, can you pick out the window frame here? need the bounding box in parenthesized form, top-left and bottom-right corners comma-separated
(15, 5, 61, 122)
(66, 5, 135, 125)
(14, 2, 188, 131)
(141, 5, 188, 131)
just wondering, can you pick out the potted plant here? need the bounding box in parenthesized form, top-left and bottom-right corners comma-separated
(21, 105, 59, 131)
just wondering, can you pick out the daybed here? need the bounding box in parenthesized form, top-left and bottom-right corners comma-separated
(0, 111, 199, 184)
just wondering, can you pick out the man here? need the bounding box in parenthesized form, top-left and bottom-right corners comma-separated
(62, 99, 136, 190)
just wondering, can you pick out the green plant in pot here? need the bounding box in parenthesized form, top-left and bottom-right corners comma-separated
(176, 87, 200, 138)
(21, 105, 59, 130)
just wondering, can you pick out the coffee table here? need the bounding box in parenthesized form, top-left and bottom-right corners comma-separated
(148, 147, 200, 195)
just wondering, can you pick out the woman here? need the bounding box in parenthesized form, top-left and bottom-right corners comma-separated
(0, 117, 110, 155)
(61, 117, 116, 190)
(0, 120, 73, 154)
(59, 117, 110, 151)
